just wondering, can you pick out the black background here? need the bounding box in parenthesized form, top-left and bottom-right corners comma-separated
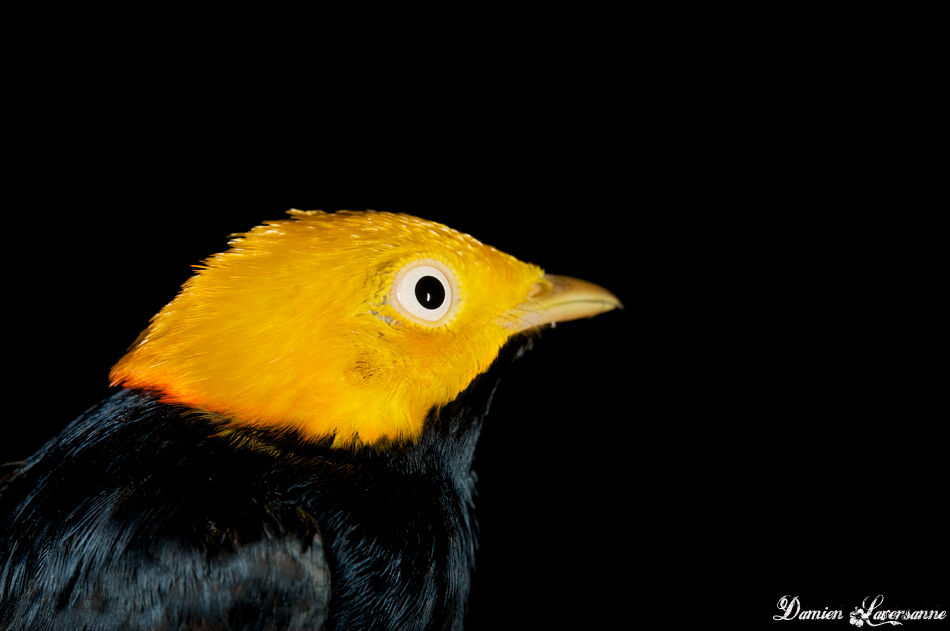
(4, 10, 945, 629)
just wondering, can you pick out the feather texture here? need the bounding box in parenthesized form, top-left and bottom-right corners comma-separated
(0, 338, 531, 630)
(110, 211, 544, 446)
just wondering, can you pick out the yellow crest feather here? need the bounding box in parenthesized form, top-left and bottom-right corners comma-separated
(110, 210, 544, 446)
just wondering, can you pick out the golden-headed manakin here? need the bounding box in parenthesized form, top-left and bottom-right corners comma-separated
(0, 210, 620, 631)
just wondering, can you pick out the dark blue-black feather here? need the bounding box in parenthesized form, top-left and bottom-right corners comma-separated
(0, 338, 531, 631)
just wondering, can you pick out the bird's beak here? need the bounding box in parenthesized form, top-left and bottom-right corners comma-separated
(504, 274, 623, 332)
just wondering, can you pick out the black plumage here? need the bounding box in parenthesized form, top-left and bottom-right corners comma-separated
(0, 336, 530, 631)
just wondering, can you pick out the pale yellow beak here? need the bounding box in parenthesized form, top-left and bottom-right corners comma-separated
(504, 274, 622, 332)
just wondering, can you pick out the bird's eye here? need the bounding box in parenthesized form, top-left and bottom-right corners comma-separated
(391, 260, 458, 326)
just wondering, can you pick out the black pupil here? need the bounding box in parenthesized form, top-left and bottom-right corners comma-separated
(415, 275, 446, 310)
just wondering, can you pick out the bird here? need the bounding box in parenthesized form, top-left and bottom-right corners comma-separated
(0, 209, 620, 631)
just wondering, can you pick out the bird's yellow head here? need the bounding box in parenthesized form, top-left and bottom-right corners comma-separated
(110, 210, 619, 447)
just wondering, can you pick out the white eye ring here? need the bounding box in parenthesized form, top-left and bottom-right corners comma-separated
(391, 259, 459, 326)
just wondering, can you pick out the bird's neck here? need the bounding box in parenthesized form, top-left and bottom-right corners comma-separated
(343, 337, 533, 483)
(403, 336, 532, 473)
